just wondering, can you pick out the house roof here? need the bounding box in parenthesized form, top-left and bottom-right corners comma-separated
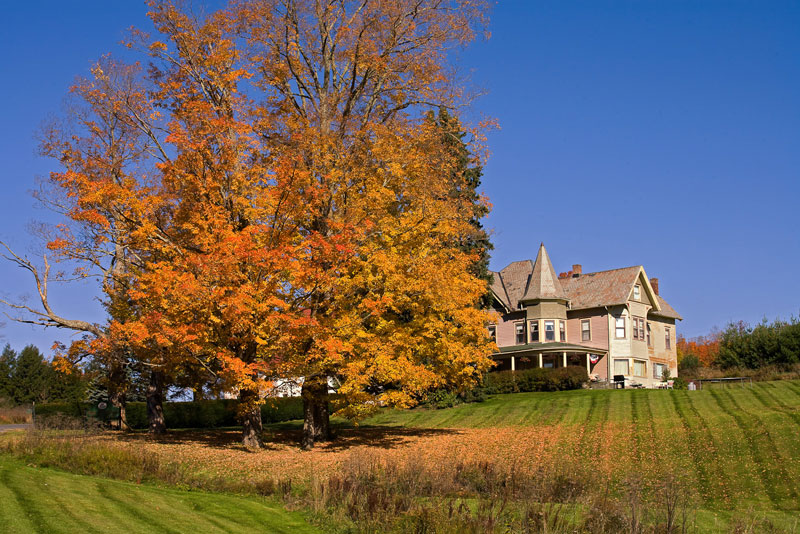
(559, 266, 641, 309)
(497, 342, 608, 355)
(490, 253, 681, 320)
(521, 244, 567, 302)
(496, 260, 533, 310)
(651, 295, 683, 320)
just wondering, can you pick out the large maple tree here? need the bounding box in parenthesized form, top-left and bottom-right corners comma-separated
(4, 0, 496, 449)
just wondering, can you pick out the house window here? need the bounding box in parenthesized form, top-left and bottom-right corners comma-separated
(646, 323, 651, 347)
(544, 320, 555, 342)
(559, 321, 566, 342)
(581, 319, 591, 341)
(614, 359, 629, 375)
(488, 325, 496, 342)
(615, 316, 626, 339)
(665, 327, 671, 349)
(633, 360, 646, 377)
(654, 363, 666, 379)
(633, 317, 645, 341)
(529, 321, 539, 342)
(633, 285, 641, 300)
(515, 323, 525, 344)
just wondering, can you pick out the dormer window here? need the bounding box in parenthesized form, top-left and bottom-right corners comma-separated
(633, 285, 641, 300)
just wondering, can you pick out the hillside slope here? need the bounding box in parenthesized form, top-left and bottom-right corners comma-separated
(367, 381, 800, 513)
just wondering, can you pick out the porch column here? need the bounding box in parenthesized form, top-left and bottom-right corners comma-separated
(563, 352, 567, 368)
(538, 353, 543, 368)
(511, 356, 516, 372)
(586, 353, 591, 374)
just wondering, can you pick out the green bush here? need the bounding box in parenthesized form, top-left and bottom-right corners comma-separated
(480, 366, 588, 396)
(671, 377, 689, 390)
(679, 354, 700, 374)
(422, 389, 460, 409)
(37, 397, 305, 430)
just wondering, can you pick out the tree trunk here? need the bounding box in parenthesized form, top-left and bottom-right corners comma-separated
(239, 388, 263, 449)
(109, 390, 130, 432)
(301, 375, 331, 450)
(146, 370, 166, 435)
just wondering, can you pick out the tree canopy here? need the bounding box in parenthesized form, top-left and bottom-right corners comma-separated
(2, 0, 495, 448)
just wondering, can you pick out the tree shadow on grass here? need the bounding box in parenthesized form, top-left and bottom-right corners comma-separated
(110, 423, 460, 453)
(265, 424, 460, 452)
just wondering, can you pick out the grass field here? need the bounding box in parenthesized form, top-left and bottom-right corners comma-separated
(0, 455, 318, 534)
(2, 381, 800, 532)
(366, 381, 800, 516)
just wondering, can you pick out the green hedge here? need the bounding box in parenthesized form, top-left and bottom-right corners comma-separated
(36, 397, 305, 430)
(482, 366, 589, 395)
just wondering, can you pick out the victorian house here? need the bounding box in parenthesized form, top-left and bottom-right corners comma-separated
(488, 244, 681, 387)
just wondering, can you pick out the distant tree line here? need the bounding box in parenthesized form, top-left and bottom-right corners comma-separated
(678, 316, 800, 373)
(0, 345, 87, 405)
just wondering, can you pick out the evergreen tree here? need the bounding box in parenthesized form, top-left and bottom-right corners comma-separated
(432, 108, 495, 305)
(0, 345, 15, 401)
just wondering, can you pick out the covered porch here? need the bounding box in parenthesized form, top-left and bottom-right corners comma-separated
(493, 343, 607, 376)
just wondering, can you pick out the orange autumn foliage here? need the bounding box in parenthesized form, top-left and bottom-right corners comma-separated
(38, 0, 495, 446)
(676, 331, 720, 367)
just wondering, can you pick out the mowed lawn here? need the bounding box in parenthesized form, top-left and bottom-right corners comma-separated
(0, 455, 319, 534)
(367, 380, 800, 515)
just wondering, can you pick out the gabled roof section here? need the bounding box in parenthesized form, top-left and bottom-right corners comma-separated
(559, 266, 641, 309)
(488, 271, 511, 311)
(497, 260, 533, 310)
(521, 243, 567, 302)
(651, 295, 683, 320)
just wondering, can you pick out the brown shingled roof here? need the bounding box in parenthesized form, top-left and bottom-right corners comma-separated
(559, 266, 641, 309)
(521, 244, 567, 302)
(490, 260, 682, 321)
(651, 295, 683, 320)
(496, 260, 532, 310)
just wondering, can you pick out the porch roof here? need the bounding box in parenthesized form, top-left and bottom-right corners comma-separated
(496, 342, 608, 356)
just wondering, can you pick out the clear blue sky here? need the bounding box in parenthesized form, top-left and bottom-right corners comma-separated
(1, 1, 798, 354)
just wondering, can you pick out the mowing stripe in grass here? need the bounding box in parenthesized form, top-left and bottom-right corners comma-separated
(669, 392, 717, 508)
(706, 389, 788, 509)
(783, 380, 800, 399)
(641, 392, 660, 466)
(21, 464, 108, 534)
(751, 385, 800, 429)
(95, 480, 186, 534)
(716, 388, 800, 507)
(0, 462, 53, 533)
(0, 465, 38, 534)
(630, 391, 642, 463)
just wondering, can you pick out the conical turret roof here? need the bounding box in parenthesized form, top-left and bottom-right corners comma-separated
(521, 243, 567, 302)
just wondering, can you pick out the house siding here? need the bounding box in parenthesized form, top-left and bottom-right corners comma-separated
(566, 308, 609, 351)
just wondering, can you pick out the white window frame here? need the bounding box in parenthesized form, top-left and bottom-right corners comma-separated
(665, 326, 671, 350)
(615, 316, 626, 339)
(515, 323, 526, 345)
(633, 284, 641, 300)
(488, 325, 496, 342)
(529, 321, 539, 342)
(581, 319, 591, 341)
(544, 320, 555, 342)
(559, 320, 566, 342)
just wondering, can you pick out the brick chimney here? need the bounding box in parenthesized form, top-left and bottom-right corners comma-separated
(651, 277, 659, 295)
(572, 264, 582, 277)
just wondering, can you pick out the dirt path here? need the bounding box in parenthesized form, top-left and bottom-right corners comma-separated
(0, 424, 31, 433)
